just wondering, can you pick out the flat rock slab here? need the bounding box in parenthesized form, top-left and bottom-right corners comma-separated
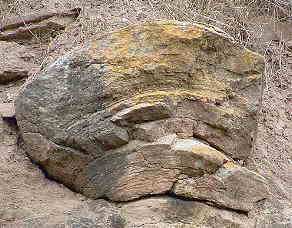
(174, 163, 269, 212)
(0, 8, 81, 31)
(0, 8, 81, 41)
(120, 196, 253, 228)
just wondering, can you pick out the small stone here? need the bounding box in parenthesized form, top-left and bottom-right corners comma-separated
(174, 138, 229, 175)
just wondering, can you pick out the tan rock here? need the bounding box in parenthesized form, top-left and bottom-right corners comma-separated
(0, 8, 80, 31)
(2, 2, 291, 226)
(111, 102, 173, 126)
(22, 132, 92, 188)
(174, 164, 269, 212)
(174, 138, 230, 175)
(0, 112, 122, 228)
(121, 196, 253, 227)
(78, 138, 180, 201)
(132, 118, 195, 142)
(0, 41, 38, 84)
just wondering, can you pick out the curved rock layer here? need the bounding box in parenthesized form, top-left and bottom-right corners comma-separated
(16, 21, 268, 212)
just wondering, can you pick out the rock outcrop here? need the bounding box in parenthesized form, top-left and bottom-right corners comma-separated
(0, 0, 290, 225)
(15, 21, 269, 219)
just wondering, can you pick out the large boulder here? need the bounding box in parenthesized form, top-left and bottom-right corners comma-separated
(15, 21, 268, 213)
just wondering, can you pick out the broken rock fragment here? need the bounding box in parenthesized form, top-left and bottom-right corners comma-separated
(0, 41, 38, 84)
(0, 8, 81, 41)
(174, 162, 269, 212)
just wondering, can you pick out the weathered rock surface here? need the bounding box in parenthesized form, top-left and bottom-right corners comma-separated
(15, 21, 268, 219)
(0, 42, 38, 84)
(0, 102, 255, 228)
(0, 107, 123, 228)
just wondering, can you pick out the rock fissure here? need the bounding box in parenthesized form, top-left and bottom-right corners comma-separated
(98, 190, 250, 217)
(192, 130, 229, 155)
(167, 192, 250, 216)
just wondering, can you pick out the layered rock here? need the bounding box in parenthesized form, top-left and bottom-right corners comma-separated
(0, 99, 123, 228)
(120, 196, 253, 227)
(174, 163, 269, 212)
(15, 21, 268, 215)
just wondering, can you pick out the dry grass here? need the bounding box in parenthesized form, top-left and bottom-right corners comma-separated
(2, 0, 291, 45)
(74, 0, 292, 50)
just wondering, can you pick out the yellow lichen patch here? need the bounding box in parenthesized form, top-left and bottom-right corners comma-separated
(104, 35, 135, 59)
(223, 161, 238, 169)
(106, 55, 170, 74)
(242, 49, 263, 66)
(162, 24, 204, 39)
(90, 29, 136, 60)
(216, 105, 245, 118)
(246, 73, 262, 82)
(133, 91, 172, 104)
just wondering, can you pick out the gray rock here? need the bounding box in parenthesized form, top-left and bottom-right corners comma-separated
(78, 139, 180, 201)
